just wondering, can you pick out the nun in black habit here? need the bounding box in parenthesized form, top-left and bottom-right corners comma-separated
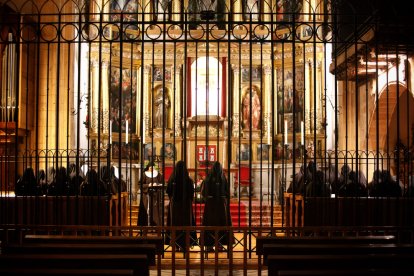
(201, 161, 232, 251)
(165, 160, 196, 251)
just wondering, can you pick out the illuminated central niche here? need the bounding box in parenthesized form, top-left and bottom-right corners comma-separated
(191, 57, 223, 117)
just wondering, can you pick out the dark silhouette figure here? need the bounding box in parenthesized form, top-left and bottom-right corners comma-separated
(165, 160, 196, 251)
(37, 169, 47, 195)
(201, 161, 232, 251)
(338, 167, 368, 197)
(15, 167, 38, 196)
(370, 170, 402, 197)
(48, 167, 67, 196)
(68, 163, 84, 195)
(80, 169, 106, 196)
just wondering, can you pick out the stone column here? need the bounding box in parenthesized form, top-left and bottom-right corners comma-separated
(263, 64, 272, 142)
(234, 0, 243, 21)
(173, 0, 181, 22)
(263, 0, 272, 24)
(232, 65, 241, 137)
(173, 64, 182, 137)
(143, 0, 151, 22)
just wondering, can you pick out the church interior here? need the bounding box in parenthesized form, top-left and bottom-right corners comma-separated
(1, 0, 414, 274)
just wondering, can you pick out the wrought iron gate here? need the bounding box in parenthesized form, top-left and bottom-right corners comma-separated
(1, 0, 414, 256)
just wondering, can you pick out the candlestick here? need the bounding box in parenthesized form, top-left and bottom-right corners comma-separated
(267, 119, 271, 145)
(126, 120, 129, 144)
(109, 120, 112, 145)
(142, 117, 146, 144)
(284, 120, 288, 145)
(301, 121, 304, 145)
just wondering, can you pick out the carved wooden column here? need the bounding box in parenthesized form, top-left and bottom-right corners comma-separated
(173, 64, 182, 137)
(102, 61, 110, 134)
(143, 65, 151, 141)
(305, 59, 312, 133)
(263, 64, 272, 142)
(91, 60, 99, 132)
(232, 65, 241, 137)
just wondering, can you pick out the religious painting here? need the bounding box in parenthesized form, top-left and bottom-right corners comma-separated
(144, 143, 156, 161)
(153, 66, 172, 82)
(236, 143, 251, 161)
(112, 141, 139, 160)
(257, 144, 270, 161)
(276, 0, 303, 22)
(110, 67, 137, 134)
(161, 143, 176, 160)
(302, 25, 313, 38)
(110, 0, 138, 40)
(276, 65, 304, 133)
(241, 86, 261, 130)
(243, 0, 260, 21)
(242, 67, 261, 83)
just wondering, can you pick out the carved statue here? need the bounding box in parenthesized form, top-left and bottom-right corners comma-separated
(154, 88, 171, 129)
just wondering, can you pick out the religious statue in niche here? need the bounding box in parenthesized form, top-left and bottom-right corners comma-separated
(155, 0, 171, 21)
(243, 0, 260, 21)
(242, 86, 261, 130)
(153, 87, 171, 129)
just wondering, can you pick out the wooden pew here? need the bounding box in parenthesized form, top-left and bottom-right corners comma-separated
(256, 235, 414, 276)
(261, 243, 414, 265)
(256, 235, 396, 255)
(267, 254, 414, 276)
(20, 235, 164, 267)
(4, 243, 158, 265)
(277, 268, 414, 275)
(0, 254, 148, 276)
(0, 268, 135, 276)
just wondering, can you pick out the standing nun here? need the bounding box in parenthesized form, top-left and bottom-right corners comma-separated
(166, 160, 196, 251)
(201, 161, 232, 251)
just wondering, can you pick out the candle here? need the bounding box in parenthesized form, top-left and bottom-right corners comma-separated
(109, 120, 112, 145)
(142, 122, 146, 144)
(126, 119, 129, 144)
(301, 121, 304, 145)
(284, 120, 288, 145)
(267, 119, 271, 145)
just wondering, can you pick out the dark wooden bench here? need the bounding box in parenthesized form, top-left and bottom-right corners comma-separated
(4, 243, 158, 265)
(261, 243, 414, 265)
(0, 254, 148, 276)
(22, 234, 164, 261)
(267, 254, 414, 276)
(0, 268, 135, 275)
(256, 235, 396, 255)
(256, 235, 413, 275)
(277, 268, 414, 275)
